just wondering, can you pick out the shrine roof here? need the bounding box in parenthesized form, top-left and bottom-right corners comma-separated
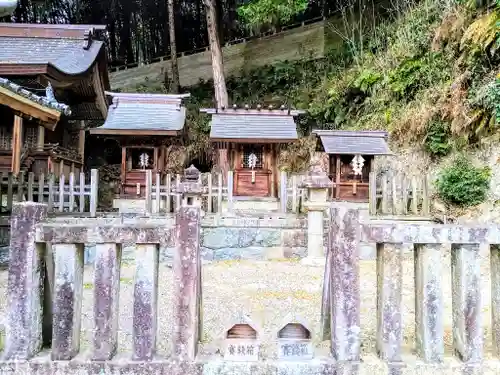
(313, 130, 392, 155)
(201, 107, 303, 142)
(89, 92, 190, 136)
(0, 77, 71, 115)
(0, 23, 106, 76)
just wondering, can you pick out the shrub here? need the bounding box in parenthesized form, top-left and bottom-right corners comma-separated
(424, 120, 452, 156)
(435, 157, 491, 206)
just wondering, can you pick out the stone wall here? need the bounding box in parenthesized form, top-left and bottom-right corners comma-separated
(82, 214, 309, 264)
(110, 21, 325, 90)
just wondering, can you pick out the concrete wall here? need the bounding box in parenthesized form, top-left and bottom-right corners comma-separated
(110, 21, 325, 90)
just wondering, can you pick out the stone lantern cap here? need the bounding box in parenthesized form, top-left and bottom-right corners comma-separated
(184, 164, 201, 182)
(276, 313, 313, 339)
(173, 164, 205, 194)
(300, 164, 332, 189)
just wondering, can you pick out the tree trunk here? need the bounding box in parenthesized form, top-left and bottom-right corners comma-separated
(167, 0, 180, 93)
(204, 0, 229, 108)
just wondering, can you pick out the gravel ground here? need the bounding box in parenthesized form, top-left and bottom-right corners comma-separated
(0, 251, 495, 359)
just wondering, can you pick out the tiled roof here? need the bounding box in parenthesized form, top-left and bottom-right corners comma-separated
(90, 92, 189, 135)
(0, 23, 106, 76)
(0, 37, 103, 76)
(0, 77, 71, 115)
(204, 109, 301, 141)
(313, 130, 392, 155)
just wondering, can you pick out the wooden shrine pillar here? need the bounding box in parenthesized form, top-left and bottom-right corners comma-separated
(218, 146, 228, 184)
(78, 122, 86, 160)
(335, 156, 341, 200)
(11, 115, 23, 175)
(37, 125, 45, 152)
(121, 147, 126, 186)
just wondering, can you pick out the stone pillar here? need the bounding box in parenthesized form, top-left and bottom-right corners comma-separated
(451, 244, 482, 362)
(491, 245, 500, 357)
(415, 243, 444, 362)
(172, 206, 202, 360)
(300, 168, 331, 265)
(51, 243, 85, 360)
(93, 243, 122, 360)
(4, 202, 47, 360)
(132, 244, 159, 360)
(376, 243, 404, 362)
(328, 205, 360, 361)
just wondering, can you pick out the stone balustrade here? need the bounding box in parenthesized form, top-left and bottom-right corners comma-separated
(2, 201, 500, 374)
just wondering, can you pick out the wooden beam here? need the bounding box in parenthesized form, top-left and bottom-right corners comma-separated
(92, 64, 108, 119)
(11, 115, 23, 175)
(37, 125, 45, 152)
(0, 86, 61, 129)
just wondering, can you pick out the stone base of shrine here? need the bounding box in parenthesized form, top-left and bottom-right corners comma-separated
(1, 354, 497, 375)
(223, 196, 280, 213)
(113, 198, 166, 213)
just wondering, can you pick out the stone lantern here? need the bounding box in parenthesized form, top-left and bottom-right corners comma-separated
(300, 164, 332, 264)
(177, 165, 204, 208)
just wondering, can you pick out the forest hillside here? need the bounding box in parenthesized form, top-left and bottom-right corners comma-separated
(120, 0, 500, 222)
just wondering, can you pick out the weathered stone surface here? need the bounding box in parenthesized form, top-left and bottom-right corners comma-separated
(329, 205, 361, 361)
(281, 230, 307, 248)
(202, 227, 281, 249)
(37, 224, 175, 246)
(51, 243, 85, 360)
(490, 245, 500, 357)
(4, 202, 47, 360)
(376, 243, 403, 362)
(132, 244, 159, 360)
(172, 206, 201, 360)
(93, 243, 122, 360)
(3, 356, 500, 375)
(415, 243, 444, 362)
(451, 244, 482, 363)
(362, 223, 499, 244)
(320, 247, 332, 341)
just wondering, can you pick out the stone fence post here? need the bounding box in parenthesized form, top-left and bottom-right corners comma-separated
(300, 168, 332, 265)
(172, 168, 203, 361)
(4, 202, 48, 360)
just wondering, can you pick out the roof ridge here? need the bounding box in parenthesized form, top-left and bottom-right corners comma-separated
(0, 23, 106, 40)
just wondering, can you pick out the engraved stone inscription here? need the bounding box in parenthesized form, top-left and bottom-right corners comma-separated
(278, 339, 313, 360)
(224, 339, 259, 361)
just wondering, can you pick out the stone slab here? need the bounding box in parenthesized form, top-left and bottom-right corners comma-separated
(1, 356, 500, 375)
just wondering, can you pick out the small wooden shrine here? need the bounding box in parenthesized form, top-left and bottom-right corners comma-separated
(0, 22, 110, 176)
(313, 130, 392, 201)
(90, 92, 190, 197)
(201, 105, 304, 197)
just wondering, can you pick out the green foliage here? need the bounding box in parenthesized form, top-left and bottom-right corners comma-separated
(388, 53, 450, 100)
(353, 70, 382, 93)
(436, 156, 491, 206)
(424, 120, 452, 157)
(237, 0, 308, 29)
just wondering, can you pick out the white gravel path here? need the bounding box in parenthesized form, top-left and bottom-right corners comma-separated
(0, 252, 495, 358)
